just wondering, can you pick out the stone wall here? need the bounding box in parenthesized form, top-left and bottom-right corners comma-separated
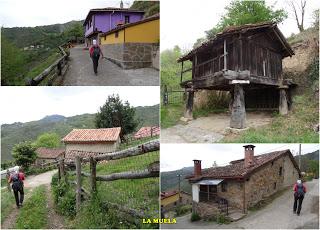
(102, 43, 124, 65)
(217, 180, 244, 210)
(244, 154, 299, 208)
(193, 90, 230, 110)
(193, 201, 220, 219)
(102, 43, 159, 69)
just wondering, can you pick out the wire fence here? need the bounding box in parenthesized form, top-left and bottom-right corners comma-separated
(162, 85, 186, 105)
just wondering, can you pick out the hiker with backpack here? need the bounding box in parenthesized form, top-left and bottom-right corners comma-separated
(89, 39, 104, 75)
(293, 179, 306, 216)
(8, 168, 25, 208)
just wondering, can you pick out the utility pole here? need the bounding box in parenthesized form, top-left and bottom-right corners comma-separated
(177, 174, 181, 203)
(299, 144, 301, 170)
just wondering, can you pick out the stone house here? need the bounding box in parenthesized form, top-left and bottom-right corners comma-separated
(100, 14, 160, 69)
(188, 145, 300, 218)
(83, 4, 144, 46)
(62, 128, 121, 160)
(35, 147, 65, 165)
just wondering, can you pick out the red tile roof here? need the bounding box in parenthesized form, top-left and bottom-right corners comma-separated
(35, 147, 65, 159)
(161, 191, 179, 200)
(134, 126, 160, 139)
(189, 150, 300, 182)
(62, 128, 121, 143)
(65, 150, 101, 161)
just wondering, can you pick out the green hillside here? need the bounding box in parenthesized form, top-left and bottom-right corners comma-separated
(130, 0, 160, 17)
(294, 150, 319, 173)
(1, 104, 159, 162)
(161, 167, 193, 194)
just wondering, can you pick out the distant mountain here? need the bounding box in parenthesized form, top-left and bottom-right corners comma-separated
(294, 150, 319, 172)
(1, 20, 83, 49)
(1, 104, 159, 162)
(161, 166, 194, 194)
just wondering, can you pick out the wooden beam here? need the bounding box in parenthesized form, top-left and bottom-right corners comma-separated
(75, 156, 82, 213)
(96, 170, 159, 182)
(224, 39, 227, 70)
(89, 157, 97, 193)
(86, 140, 159, 163)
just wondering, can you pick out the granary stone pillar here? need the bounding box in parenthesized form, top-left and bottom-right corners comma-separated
(230, 81, 248, 129)
(279, 86, 289, 115)
(184, 89, 194, 119)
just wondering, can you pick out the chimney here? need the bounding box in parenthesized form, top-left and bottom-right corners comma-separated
(120, 0, 124, 9)
(244, 145, 255, 168)
(193, 159, 202, 176)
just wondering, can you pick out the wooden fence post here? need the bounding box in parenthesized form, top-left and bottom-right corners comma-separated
(90, 157, 97, 194)
(58, 164, 61, 182)
(6, 170, 11, 192)
(76, 156, 82, 213)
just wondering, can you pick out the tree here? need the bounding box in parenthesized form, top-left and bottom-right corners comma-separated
(33, 132, 61, 148)
(12, 141, 37, 170)
(287, 0, 306, 32)
(308, 160, 319, 178)
(204, 0, 288, 39)
(95, 94, 138, 138)
(63, 22, 84, 42)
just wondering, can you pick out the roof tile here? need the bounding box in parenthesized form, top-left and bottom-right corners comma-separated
(62, 128, 121, 143)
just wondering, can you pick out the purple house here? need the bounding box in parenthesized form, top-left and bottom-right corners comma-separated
(83, 6, 144, 46)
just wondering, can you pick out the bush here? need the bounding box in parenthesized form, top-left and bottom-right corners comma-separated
(191, 212, 201, 222)
(51, 173, 76, 217)
(216, 214, 230, 224)
(175, 204, 192, 216)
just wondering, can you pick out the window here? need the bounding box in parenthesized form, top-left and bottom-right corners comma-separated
(115, 31, 119, 38)
(125, 15, 130, 24)
(274, 182, 277, 190)
(271, 161, 274, 166)
(222, 182, 227, 192)
(279, 167, 283, 176)
(174, 202, 177, 206)
(104, 35, 106, 41)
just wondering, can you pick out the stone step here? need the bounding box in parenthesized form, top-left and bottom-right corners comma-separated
(228, 211, 246, 222)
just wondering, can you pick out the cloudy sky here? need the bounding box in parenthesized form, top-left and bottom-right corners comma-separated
(160, 144, 319, 172)
(0, 86, 159, 124)
(0, 0, 135, 27)
(161, 0, 320, 51)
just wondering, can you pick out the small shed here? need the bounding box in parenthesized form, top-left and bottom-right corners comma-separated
(35, 147, 65, 165)
(178, 22, 295, 129)
(62, 128, 121, 160)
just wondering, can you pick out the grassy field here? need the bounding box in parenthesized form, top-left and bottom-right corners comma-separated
(26, 51, 61, 80)
(223, 92, 319, 143)
(1, 189, 16, 223)
(161, 103, 184, 129)
(15, 186, 47, 229)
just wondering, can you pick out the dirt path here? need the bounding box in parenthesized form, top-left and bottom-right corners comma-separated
(46, 185, 65, 229)
(161, 179, 319, 229)
(63, 45, 159, 86)
(1, 170, 59, 229)
(161, 112, 273, 143)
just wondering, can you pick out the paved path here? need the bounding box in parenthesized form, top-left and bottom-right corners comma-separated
(161, 179, 319, 229)
(161, 112, 273, 143)
(63, 45, 159, 86)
